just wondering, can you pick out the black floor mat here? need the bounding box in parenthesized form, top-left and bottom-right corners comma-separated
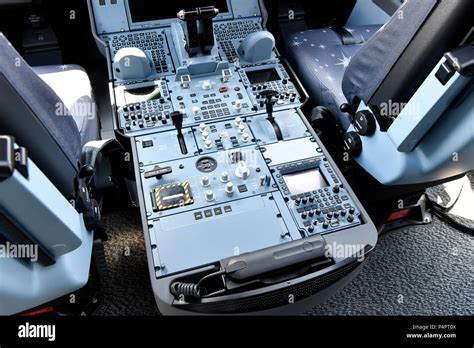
(94, 209, 473, 316)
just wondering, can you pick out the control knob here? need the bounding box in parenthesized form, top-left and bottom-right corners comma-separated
(199, 123, 207, 133)
(201, 176, 210, 187)
(235, 161, 251, 180)
(205, 190, 215, 202)
(225, 182, 235, 197)
(220, 172, 230, 183)
(204, 139, 213, 149)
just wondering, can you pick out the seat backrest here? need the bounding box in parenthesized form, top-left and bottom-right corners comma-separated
(0, 33, 81, 197)
(342, 0, 473, 113)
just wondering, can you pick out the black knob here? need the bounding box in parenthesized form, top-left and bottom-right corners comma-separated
(302, 198, 308, 205)
(354, 110, 376, 136)
(347, 215, 355, 223)
(349, 207, 356, 215)
(315, 209, 322, 216)
(308, 210, 315, 218)
(295, 198, 302, 205)
(323, 222, 329, 229)
(340, 210, 347, 217)
(308, 225, 315, 233)
(343, 132, 363, 156)
(309, 196, 315, 203)
(301, 212, 308, 219)
(333, 185, 340, 194)
(333, 212, 339, 219)
(327, 213, 333, 219)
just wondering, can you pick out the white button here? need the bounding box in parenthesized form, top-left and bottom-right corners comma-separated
(204, 139, 213, 149)
(192, 106, 200, 116)
(202, 80, 212, 90)
(235, 100, 242, 111)
(202, 131, 210, 141)
(201, 176, 210, 187)
(199, 123, 207, 133)
(241, 132, 250, 143)
(205, 190, 215, 202)
(220, 172, 230, 183)
(234, 117, 243, 126)
(238, 124, 246, 134)
(235, 161, 250, 180)
(225, 182, 235, 197)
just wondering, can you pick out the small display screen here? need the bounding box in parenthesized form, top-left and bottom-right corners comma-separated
(283, 169, 329, 195)
(246, 68, 280, 85)
(128, 0, 229, 23)
(124, 85, 161, 104)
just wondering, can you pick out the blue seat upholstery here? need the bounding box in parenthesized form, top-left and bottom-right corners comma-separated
(286, 25, 380, 130)
(0, 33, 100, 196)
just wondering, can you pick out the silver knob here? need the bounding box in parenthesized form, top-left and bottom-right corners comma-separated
(205, 190, 215, 202)
(225, 182, 235, 197)
(204, 139, 213, 149)
(220, 172, 230, 183)
(234, 117, 243, 126)
(201, 176, 210, 187)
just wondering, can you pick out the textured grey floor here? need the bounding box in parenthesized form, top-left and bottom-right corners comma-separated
(95, 184, 473, 316)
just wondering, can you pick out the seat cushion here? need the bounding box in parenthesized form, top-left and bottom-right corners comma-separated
(286, 25, 381, 130)
(33, 65, 100, 145)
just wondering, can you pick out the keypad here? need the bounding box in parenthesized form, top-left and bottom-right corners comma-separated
(110, 31, 173, 75)
(214, 20, 262, 62)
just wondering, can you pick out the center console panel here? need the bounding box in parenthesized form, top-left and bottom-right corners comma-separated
(88, 0, 377, 315)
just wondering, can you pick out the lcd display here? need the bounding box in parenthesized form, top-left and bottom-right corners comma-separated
(283, 169, 329, 195)
(246, 68, 280, 85)
(128, 0, 229, 23)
